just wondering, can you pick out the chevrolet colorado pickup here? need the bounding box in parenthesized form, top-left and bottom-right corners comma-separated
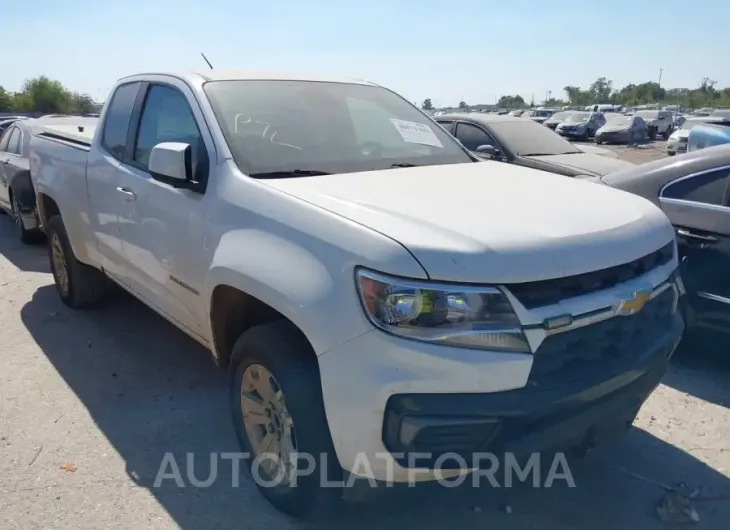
(29, 70, 684, 517)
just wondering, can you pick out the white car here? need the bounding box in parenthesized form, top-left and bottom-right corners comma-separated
(667, 116, 730, 156)
(28, 70, 684, 516)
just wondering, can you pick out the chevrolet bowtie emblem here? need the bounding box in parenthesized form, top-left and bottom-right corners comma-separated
(615, 291, 651, 316)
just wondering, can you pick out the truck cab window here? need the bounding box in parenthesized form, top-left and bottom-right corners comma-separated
(101, 82, 141, 159)
(133, 85, 206, 178)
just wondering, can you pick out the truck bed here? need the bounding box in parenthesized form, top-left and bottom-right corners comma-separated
(28, 117, 98, 147)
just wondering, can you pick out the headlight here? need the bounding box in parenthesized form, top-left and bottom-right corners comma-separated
(355, 269, 530, 352)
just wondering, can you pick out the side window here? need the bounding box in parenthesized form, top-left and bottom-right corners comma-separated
(0, 128, 12, 151)
(6, 128, 21, 155)
(662, 169, 730, 206)
(455, 122, 495, 151)
(436, 120, 454, 134)
(133, 84, 207, 177)
(101, 82, 142, 159)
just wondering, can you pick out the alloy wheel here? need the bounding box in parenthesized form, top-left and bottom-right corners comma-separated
(240, 363, 298, 485)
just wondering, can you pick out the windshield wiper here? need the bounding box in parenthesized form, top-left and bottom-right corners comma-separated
(390, 163, 421, 168)
(250, 169, 332, 178)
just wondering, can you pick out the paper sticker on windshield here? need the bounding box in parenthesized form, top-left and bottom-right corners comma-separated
(390, 119, 443, 148)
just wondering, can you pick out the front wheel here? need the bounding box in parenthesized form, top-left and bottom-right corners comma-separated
(46, 215, 108, 308)
(230, 321, 341, 518)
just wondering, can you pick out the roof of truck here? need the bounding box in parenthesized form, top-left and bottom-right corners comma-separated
(119, 70, 377, 86)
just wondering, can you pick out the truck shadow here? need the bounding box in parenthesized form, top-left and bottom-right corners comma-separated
(0, 215, 48, 272)
(20, 284, 730, 530)
(662, 342, 730, 409)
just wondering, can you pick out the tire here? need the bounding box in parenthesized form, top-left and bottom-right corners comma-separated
(648, 126, 657, 141)
(668, 151, 676, 156)
(229, 321, 341, 518)
(46, 215, 108, 308)
(662, 128, 671, 140)
(596, 138, 603, 145)
(10, 192, 41, 245)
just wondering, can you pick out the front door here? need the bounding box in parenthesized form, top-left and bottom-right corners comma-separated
(110, 79, 215, 339)
(659, 166, 730, 335)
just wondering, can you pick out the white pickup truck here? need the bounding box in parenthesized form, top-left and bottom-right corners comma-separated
(29, 70, 684, 516)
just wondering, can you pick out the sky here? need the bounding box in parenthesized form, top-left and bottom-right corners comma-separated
(1, 0, 728, 106)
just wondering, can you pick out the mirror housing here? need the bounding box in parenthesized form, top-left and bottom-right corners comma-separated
(476, 144, 498, 157)
(148, 142, 197, 189)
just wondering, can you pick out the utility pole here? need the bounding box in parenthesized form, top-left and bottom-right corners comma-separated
(657, 68, 663, 104)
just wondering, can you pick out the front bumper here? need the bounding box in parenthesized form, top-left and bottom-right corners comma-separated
(318, 280, 683, 482)
(597, 131, 630, 144)
(557, 127, 588, 138)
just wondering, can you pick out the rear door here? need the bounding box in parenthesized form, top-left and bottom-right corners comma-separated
(86, 81, 144, 282)
(659, 166, 730, 334)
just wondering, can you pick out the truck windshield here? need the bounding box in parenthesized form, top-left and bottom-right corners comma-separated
(203, 80, 473, 177)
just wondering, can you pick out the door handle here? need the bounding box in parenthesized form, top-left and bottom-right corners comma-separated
(676, 228, 718, 243)
(116, 187, 136, 201)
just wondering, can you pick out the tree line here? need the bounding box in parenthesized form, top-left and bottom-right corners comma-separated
(0, 76, 98, 115)
(422, 77, 730, 111)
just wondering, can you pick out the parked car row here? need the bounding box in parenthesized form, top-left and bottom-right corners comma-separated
(0, 70, 727, 518)
(435, 113, 631, 177)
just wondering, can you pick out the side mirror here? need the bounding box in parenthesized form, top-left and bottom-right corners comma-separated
(148, 142, 194, 188)
(476, 144, 498, 158)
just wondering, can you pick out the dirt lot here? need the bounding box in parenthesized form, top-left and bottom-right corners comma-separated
(1, 152, 729, 529)
(598, 140, 670, 165)
(600, 140, 667, 164)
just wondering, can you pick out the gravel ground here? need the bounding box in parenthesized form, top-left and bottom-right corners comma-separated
(588, 138, 670, 165)
(1, 163, 730, 529)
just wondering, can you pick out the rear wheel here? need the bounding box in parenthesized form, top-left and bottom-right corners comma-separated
(229, 321, 341, 518)
(46, 215, 108, 308)
(10, 192, 41, 244)
(662, 128, 671, 140)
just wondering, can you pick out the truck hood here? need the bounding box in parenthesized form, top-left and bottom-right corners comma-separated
(522, 153, 633, 176)
(263, 162, 674, 283)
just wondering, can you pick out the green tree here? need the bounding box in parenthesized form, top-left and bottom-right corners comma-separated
(70, 92, 96, 114)
(497, 95, 527, 108)
(589, 77, 613, 103)
(458, 100, 468, 110)
(543, 98, 567, 108)
(13, 76, 72, 114)
(0, 86, 13, 112)
(563, 85, 590, 106)
(421, 98, 434, 110)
